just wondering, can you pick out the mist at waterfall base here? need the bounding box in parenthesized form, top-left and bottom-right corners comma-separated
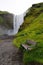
(7, 13, 26, 36)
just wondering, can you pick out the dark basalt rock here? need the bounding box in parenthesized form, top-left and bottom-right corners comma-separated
(26, 62, 43, 65)
(0, 11, 13, 29)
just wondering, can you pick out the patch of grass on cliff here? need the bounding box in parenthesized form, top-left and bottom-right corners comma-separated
(13, 13, 43, 47)
(0, 16, 4, 24)
(13, 13, 43, 64)
(13, 3, 43, 64)
(0, 11, 9, 24)
(0, 11, 9, 14)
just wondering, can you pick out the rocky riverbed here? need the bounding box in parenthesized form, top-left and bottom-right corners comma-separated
(0, 36, 23, 65)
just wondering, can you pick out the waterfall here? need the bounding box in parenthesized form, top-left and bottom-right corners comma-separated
(7, 13, 26, 36)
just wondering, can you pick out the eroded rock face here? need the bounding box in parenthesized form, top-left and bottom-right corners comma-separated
(0, 25, 9, 35)
(0, 12, 13, 29)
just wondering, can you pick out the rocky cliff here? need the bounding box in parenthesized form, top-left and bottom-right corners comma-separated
(0, 11, 13, 29)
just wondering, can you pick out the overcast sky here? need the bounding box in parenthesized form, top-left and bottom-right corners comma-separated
(0, 0, 43, 15)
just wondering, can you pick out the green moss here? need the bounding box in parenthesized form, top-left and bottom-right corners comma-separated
(13, 13, 43, 47)
(23, 47, 43, 64)
(13, 3, 43, 64)
(0, 16, 4, 24)
(0, 11, 9, 14)
(0, 11, 13, 29)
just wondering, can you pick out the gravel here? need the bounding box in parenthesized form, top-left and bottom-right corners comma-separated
(0, 37, 23, 65)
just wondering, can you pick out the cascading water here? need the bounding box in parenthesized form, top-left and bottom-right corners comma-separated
(7, 13, 26, 35)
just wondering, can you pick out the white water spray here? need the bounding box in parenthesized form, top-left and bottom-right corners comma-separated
(7, 13, 26, 35)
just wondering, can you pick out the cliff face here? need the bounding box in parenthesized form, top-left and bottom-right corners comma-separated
(19, 3, 43, 31)
(0, 11, 13, 29)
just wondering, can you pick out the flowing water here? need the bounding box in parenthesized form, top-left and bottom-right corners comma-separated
(7, 13, 26, 35)
(0, 10, 26, 65)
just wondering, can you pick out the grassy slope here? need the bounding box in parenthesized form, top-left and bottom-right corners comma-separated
(13, 3, 43, 64)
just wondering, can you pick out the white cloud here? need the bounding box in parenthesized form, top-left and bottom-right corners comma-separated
(0, 0, 43, 15)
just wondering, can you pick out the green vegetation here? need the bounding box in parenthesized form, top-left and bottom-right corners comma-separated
(0, 11, 9, 14)
(13, 3, 43, 64)
(0, 16, 4, 24)
(0, 11, 13, 29)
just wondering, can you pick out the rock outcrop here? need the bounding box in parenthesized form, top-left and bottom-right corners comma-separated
(0, 11, 13, 29)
